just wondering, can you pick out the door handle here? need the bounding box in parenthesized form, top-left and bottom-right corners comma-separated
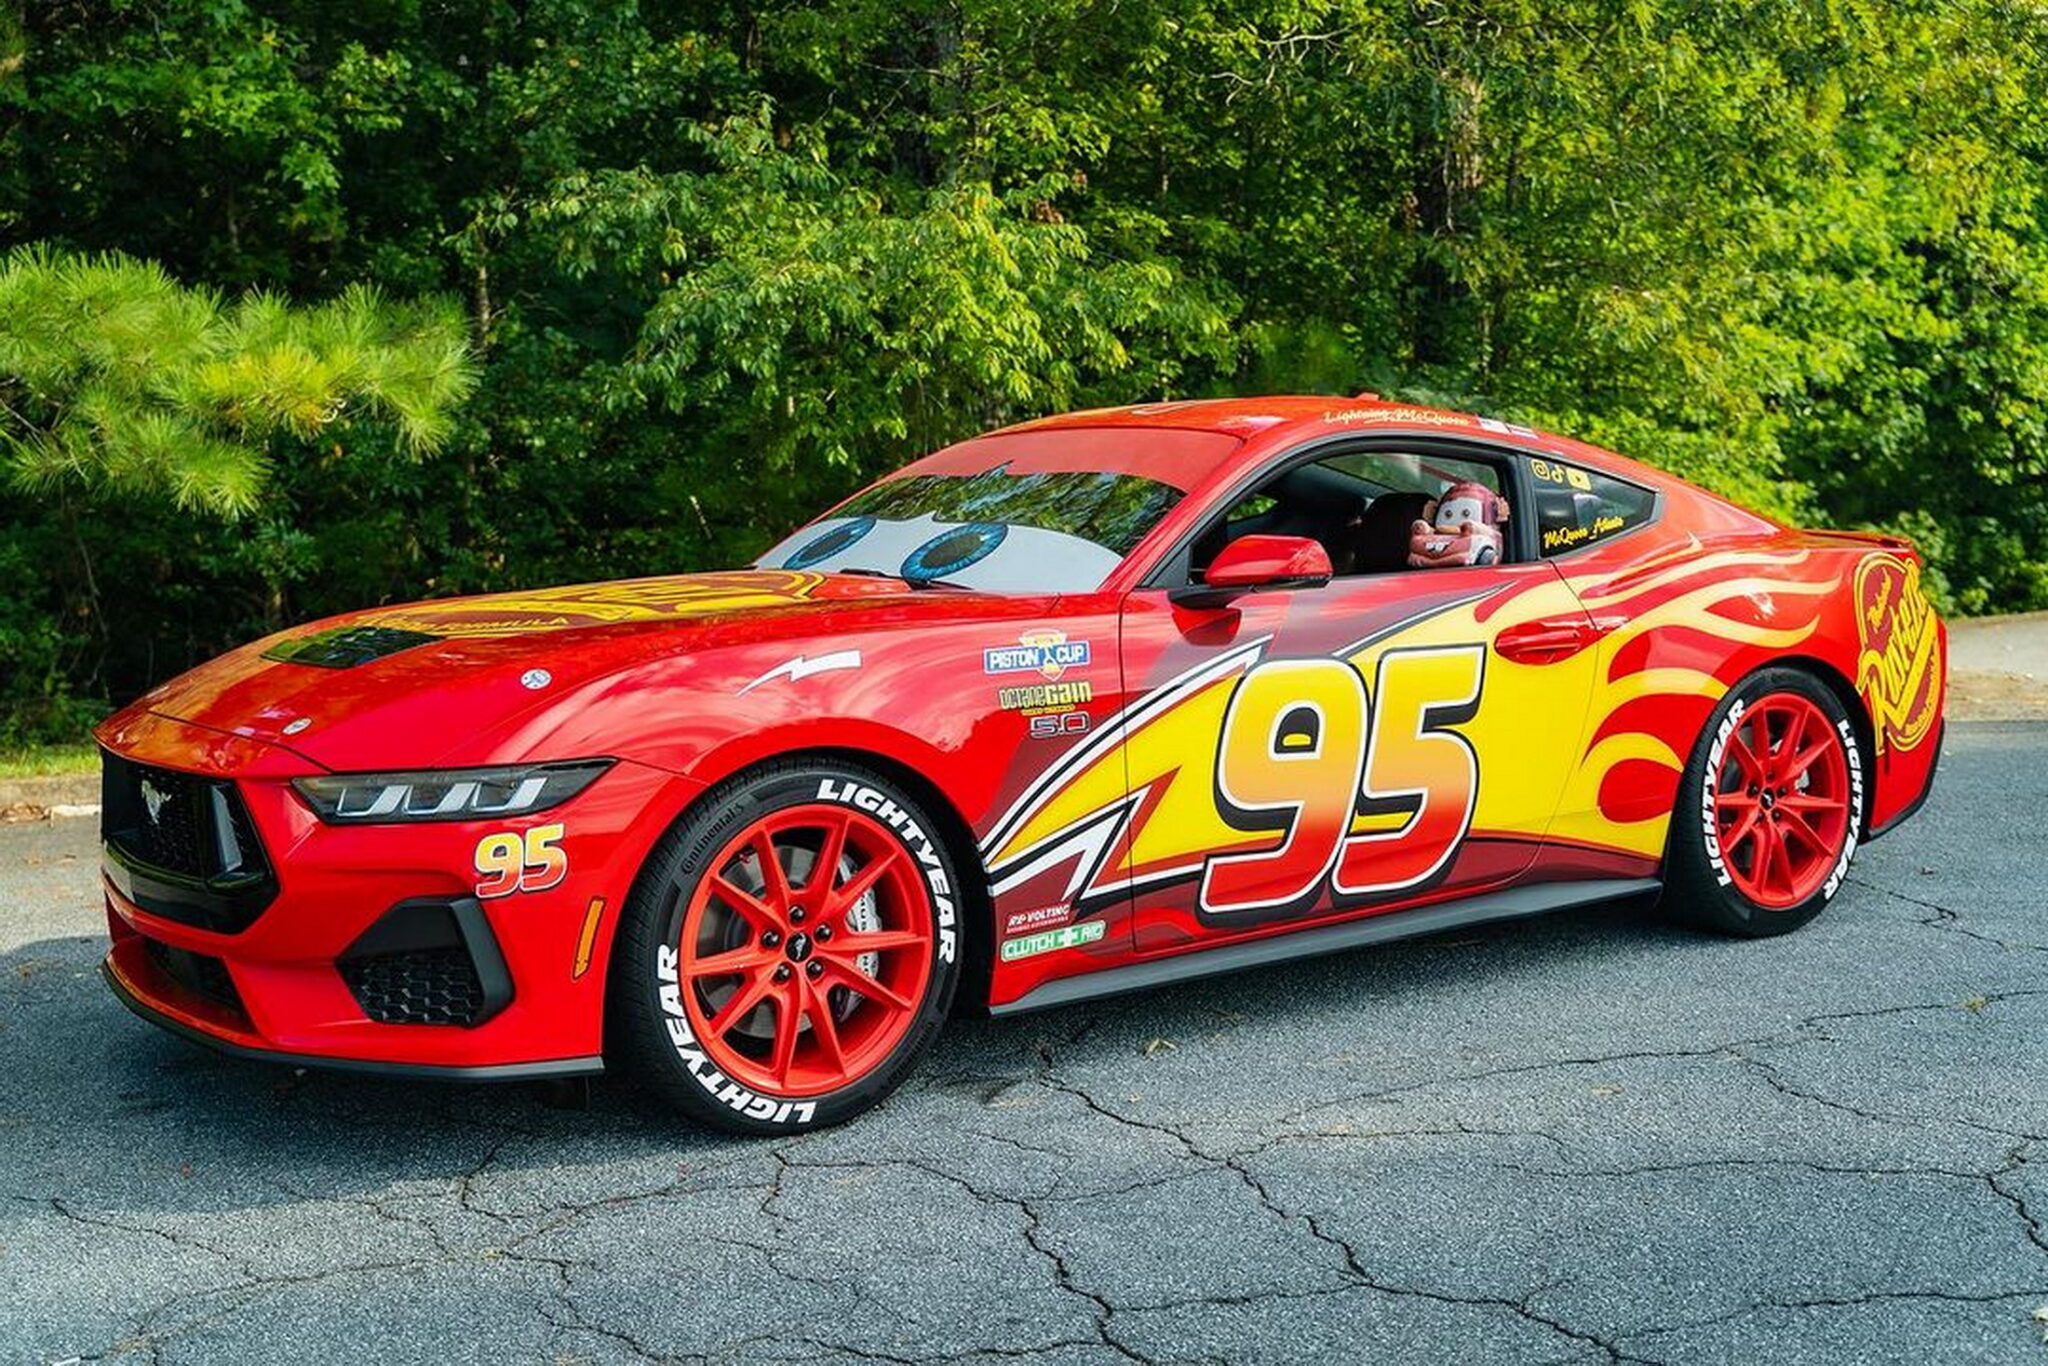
(1494, 615, 1609, 665)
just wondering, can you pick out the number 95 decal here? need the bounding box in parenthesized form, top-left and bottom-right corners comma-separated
(1202, 644, 1483, 916)
(474, 823, 568, 898)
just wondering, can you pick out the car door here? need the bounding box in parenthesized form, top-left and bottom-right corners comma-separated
(1104, 440, 1606, 955)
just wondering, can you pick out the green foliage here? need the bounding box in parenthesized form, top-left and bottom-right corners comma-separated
(543, 112, 1233, 469)
(1, 0, 2046, 742)
(0, 248, 474, 514)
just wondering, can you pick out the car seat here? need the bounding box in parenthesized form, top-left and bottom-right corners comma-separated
(1351, 491, 1435, 573)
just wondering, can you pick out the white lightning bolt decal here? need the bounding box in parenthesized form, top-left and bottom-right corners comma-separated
(738, 649, 863, 695)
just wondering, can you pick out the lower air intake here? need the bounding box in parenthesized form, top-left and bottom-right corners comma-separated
(337, 897, 513, 1028)
(340, 946, 488, 1026)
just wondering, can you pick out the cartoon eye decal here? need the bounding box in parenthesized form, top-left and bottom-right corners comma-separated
(903, 522, 1007, 583)
(783, 516, 877, 569)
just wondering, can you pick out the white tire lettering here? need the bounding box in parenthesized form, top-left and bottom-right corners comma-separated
(659, 774, 958, 1123)
(1702, 700, 1745, 889)
(1822, 718, 1863, 901)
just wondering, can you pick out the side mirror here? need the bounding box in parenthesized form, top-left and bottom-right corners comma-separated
(1169, 534, 1333, 609)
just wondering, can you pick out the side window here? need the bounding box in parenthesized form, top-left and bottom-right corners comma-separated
(1527, 457, 1657, 556)
(1188, 448, 1514, 580)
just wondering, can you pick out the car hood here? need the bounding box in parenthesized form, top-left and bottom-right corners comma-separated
(132, 568, 968, 770)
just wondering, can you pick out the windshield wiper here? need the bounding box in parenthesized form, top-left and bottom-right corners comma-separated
(833, 568, 976, 591)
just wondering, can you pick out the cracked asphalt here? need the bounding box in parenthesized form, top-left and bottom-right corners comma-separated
(3, 722, 2045, 1365)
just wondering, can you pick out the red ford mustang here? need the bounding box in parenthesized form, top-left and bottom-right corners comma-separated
(96, 397, 1946, 1131)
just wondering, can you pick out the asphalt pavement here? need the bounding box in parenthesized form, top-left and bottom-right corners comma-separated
(3, 723, 2044, 1365)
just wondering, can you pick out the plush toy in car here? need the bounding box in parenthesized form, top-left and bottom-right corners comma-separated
(1408, 481, 1507, 568)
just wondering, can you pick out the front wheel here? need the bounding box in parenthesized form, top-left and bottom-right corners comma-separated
(609, 760, 963, 1133)
(1664, 669, 1866, 936)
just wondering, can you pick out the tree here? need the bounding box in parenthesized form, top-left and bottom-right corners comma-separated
(1, 0, 2046, 745)
(0, 247, 474, 515)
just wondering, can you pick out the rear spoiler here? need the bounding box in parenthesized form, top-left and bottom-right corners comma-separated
(1800, 529, 1922, 560)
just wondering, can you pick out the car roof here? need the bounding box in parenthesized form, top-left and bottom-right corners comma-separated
(997, 395, 1679, 491)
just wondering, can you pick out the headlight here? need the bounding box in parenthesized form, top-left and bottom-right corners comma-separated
(292, 760, 614, 824)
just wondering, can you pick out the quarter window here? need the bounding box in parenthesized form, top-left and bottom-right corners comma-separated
(1528, 458, 1656, 556)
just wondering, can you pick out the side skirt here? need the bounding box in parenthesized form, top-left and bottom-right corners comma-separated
(989, 877, 1663, 1017)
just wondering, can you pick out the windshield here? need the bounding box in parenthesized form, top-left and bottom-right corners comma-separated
(755, 466, 1183, 593)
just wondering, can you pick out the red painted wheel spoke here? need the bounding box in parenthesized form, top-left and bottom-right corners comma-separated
(1777, 704, 1826, 778)
(807, 810, 849, 897)
(830, 928, 926, 957)
(1776, 806, 1828, 855)
(1777, 792, 1838, 814)
(1767, 703, 1804, 763)
(1760, 706, 1788, 747)
(827, 848, 902, 920)
(1782, 742, 1835, 785)
(712, 875, 778, 933)
(751, 831, 793, 910)
(708, 969, 776, 1037)
(819, 956, 914, 1013)
(1775, 820, 1804, 886)
(1721, 805, 1762, 857)
(1725, 730, 1766, 785)
(687, 944, 776, 980)
(806, 982, 847, 1072)
(1765, 821, 1797, 895)
(769, 989, 802, 1077)
(1715, 790, 1757, 818)
(1748, 820, 1779, 894)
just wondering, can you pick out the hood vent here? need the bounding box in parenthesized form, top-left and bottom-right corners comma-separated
(263, 624, 443, 669)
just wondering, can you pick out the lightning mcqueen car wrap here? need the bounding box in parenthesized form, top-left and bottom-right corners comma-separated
(96, 397, 1945, 1131)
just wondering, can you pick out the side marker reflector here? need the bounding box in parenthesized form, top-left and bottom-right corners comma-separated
(573, 897, 606, 980)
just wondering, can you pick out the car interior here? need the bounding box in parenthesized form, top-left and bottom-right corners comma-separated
(1187, 449, 1512, 580)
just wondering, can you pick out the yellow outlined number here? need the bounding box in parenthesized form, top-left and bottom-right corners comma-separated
(474, 823, 568, 899)
(1201, 645, 1485, 915)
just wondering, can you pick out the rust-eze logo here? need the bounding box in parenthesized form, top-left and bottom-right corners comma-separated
(366, 570, 827, 637)
(1854, 553, 1940, 754)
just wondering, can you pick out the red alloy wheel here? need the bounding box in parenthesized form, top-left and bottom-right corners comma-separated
(676, 804, 935, 1097)
(1711, 692, 1854, 910)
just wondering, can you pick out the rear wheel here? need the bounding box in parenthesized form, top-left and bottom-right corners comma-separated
(1664, 669, 1865, 936)
(610, 760, 962, 1132)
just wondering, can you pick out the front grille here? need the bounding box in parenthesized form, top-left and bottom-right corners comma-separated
(341, 948, 487, 1026)
(105, 759, 213, 878)
(101, 750, 277, 933)
(338, 898, 512, 1028)
(143, 938, 243, 1014)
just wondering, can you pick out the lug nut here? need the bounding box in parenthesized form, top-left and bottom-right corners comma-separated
(788, 906, 807, 924)
(815, 924, 833, 942)
(774, 964, 792, 982)
(806, 960, 824, 980)
(762, 929, 782, 948)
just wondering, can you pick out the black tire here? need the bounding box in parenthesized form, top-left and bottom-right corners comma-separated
(1663, 667, 1866, 937)
(608, 759, 964, 1133)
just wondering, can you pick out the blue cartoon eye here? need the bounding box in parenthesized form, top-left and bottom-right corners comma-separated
(783, 516, 876, 569)
(903, 522, 1007, 582)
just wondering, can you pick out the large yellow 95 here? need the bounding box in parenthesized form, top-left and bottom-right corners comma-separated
(473, 823, 568, 899)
